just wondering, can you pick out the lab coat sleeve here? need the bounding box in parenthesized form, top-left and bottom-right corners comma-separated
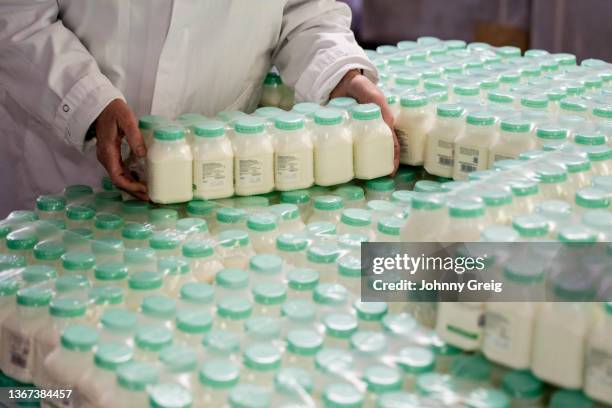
(273, 0, 378, 104)
(0, 0, 124, 150)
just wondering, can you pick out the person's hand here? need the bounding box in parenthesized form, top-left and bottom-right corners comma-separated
(330, 69, 400, 174)
(95, 99, 149, 201)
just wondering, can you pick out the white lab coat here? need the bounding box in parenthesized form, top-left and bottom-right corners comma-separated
(0, 0, 375, 216)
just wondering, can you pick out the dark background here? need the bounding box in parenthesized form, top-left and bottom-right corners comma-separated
(342, 0, 612, 62)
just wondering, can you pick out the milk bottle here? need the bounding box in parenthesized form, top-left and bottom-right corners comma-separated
(134, 325, 173, 363)
(584, 302, 612, 405)
(147, 126, 193, 204)
(365, 177, 396, 201)
(246, 213, 279, 254)
(139, 115, 168, 148)
(309, 195, 344, 224)
(233, 117, 275, 196)
(351, 104, 395, 179)
(269, 203, 305, 234)
(488, 118, 535, 166)
(241, 342, 282, 388)
(273, 113, 314, 191)
(335, 185, 366, 209)
(42, 325, 98, 406)
(376, 217, 405, 242)
(531, 277, 597, 389)
(439, 198, 487, 242)
(276, 234, 308, 268)
(312, 108, 354, 186)
(192, 121, 234, 200)
(424, 104, 466, 178)
(395, 94, 435, 165)
(77, 343, 133, 408)
(400, 194, 447, 242)
(479, 189, 514, 225)
(280, 190, 312, 222)
(98, 308, 137, 345)
(510, 181, 540, 213)
(453, 112, 499, 180)
(583, 145, 612, 176)
(261, 72, 283, 107)
(575, 187, 611, 213)
(196, 359, 240, 407)
(36, 195, 66, 220)
(113, 361, 159, 408)
(0, 287, 52, 383)
(254, 106, 285, 133)
(435, 302, 484, 351)
(32, 298, 88, 385)
(483, 261, 543, 370)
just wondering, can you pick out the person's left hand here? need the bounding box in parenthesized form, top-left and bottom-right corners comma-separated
(330, 69, 400, 174)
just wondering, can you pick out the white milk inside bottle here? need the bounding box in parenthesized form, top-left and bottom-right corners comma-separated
(42, 325, 98, 406)
(312, 108, 354, 186)
(192, 121, 234, 200)
(147, 126, 193, 204)
(77, 342, 134, 408)
(483, 260, 544, 369)
(531, 274, 597, 389)
(232, 117, 274, 196)
(395, 94, 435, 166)
(424, 103, 466, 178)
(32, 298, 88, 386)
(0, 287, 52, 383)
(488, 118, 535, 166)
(453, 112, 499, 180)
(584, 302, 612, 405)
(351, 104, 395, 179)
(273, 113, 314, 191)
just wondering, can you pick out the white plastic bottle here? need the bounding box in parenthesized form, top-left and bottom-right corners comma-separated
(309, 195, 344, 224)
(351, 104, 395, 179)
(192, 121, 234, 200)
(273, 113, 314, 191)
(531, 279, 596, 389)
(488, 118, 535, 166)
(147, 126, 193, 204)
(276, 234, 309, 268)
(400, 194, 448, 242)
(113, 361, 159, 408)
(312, 108, 354, 186)
(483, 261, 543, 370)
(0, 287, 52, 383)
(453, 112, 499, 180)
(42, 325, 98, 406)
(32, 298, 88, 386)
(438, 198, 487, 242)
(260, 72, 283, 107)
(424, 104, 466, 178)
(435, 302, 484, 351)
(395, 94, 435, 165)
(233, 117, 274, 196)
(195, 358, 240, 408)
(77, 342, 134, 408)
(364, 177, 396, 201)
(584, 302, 612, 405)
(246, 212, 279, 254)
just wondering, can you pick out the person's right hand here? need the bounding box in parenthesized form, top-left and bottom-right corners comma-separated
(95, 99, 149, 201)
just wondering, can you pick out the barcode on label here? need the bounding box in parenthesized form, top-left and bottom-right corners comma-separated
(438, 156, 453, 166)
(460, 163, 477, 173)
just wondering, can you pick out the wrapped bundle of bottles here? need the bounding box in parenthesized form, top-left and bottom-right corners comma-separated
(0, 36, 612, 407)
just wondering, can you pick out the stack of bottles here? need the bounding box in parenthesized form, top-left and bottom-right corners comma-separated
(141, 102, 394, 205)
(0, 36, 611, 407)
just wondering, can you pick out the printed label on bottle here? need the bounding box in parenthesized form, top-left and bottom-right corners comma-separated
(586, 348, 612, 391)
(276, 154, 300, 182)
(238, 158, 264, 186)
(396, 129, 410, 154)
(483, 311, 512, 351)
(456, 145, 486, 174)
(437, 140, 454, 167)
(6, 329, 30, 370)
(195, 160, 230, 190)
